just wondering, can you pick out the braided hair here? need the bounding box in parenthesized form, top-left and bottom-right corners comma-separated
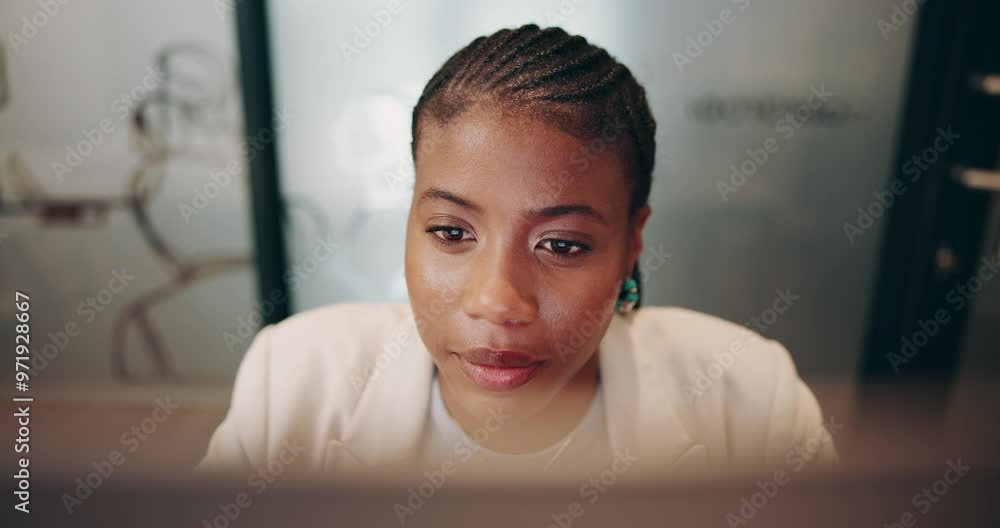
(411, 24, 656, 307)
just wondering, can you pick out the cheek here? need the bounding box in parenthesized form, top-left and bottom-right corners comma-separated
(405, 233, 465, 345)
(540, 272, 620, 362)
(406, 236, 463, 303)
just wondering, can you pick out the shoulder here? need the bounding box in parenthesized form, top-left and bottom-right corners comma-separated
(626, 306, 794, 392)
(268, 301, 413, 345)
(265, 301, 414, 353)
(248, 301, 415, 404)
(625, 307, 836, 466)
(202, 302, 417, 470)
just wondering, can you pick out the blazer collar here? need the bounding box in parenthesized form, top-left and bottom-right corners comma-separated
(328, 306, 704, 472)
(599, 311, 704, 470)
(330, 310, 435, 470)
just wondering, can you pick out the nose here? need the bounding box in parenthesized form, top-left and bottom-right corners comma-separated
(461, 245, 538, 326)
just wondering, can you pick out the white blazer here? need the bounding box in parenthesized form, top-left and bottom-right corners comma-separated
(197, 302, 837, 477)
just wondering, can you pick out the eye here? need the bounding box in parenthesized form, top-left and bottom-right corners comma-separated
(539, 238, 590, 257)
(427, 226, 474, 244)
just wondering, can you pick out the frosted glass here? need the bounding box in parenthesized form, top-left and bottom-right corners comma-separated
(268, 0, 919, 379)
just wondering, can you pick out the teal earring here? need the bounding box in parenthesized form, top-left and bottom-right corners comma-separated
(615, 277, 639, 314)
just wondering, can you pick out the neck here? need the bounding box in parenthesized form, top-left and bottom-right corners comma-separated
(441, 353, 600, 454)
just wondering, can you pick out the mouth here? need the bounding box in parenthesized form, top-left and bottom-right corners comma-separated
(453, 348, 546, 391)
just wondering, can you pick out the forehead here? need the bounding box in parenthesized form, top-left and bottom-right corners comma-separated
(414, 106, 632, 214)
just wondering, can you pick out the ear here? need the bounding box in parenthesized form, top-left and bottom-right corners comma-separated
(627, 205, 652, 272)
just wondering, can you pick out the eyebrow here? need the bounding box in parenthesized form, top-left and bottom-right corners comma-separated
(418, 187, 608, 225)
(418, 187, 483, 212)
(528, 204, 608, 226)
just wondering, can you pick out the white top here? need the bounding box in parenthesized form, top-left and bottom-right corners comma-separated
(421, 373, 609, 473)
(196, 302, 838, 476)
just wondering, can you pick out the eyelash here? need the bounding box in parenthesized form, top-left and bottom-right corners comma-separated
(425, 226, 592, 259)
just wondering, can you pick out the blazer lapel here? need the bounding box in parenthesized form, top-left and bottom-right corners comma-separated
(326, 306, 707, 474)
(600, 312, 707, 472)
(326, 307, 435, 472)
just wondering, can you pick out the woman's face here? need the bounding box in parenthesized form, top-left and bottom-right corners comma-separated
(405, 105, 650, 422)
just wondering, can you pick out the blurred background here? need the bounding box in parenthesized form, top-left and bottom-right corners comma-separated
(0, 0, 997, 482)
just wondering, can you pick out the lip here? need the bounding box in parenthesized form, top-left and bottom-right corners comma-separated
(455, 347, 545, 391)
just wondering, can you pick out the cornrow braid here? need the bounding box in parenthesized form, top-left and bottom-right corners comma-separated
(411, 24, 657, 306)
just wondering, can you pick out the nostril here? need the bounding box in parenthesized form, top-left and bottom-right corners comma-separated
(462, 293, 536, 326)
